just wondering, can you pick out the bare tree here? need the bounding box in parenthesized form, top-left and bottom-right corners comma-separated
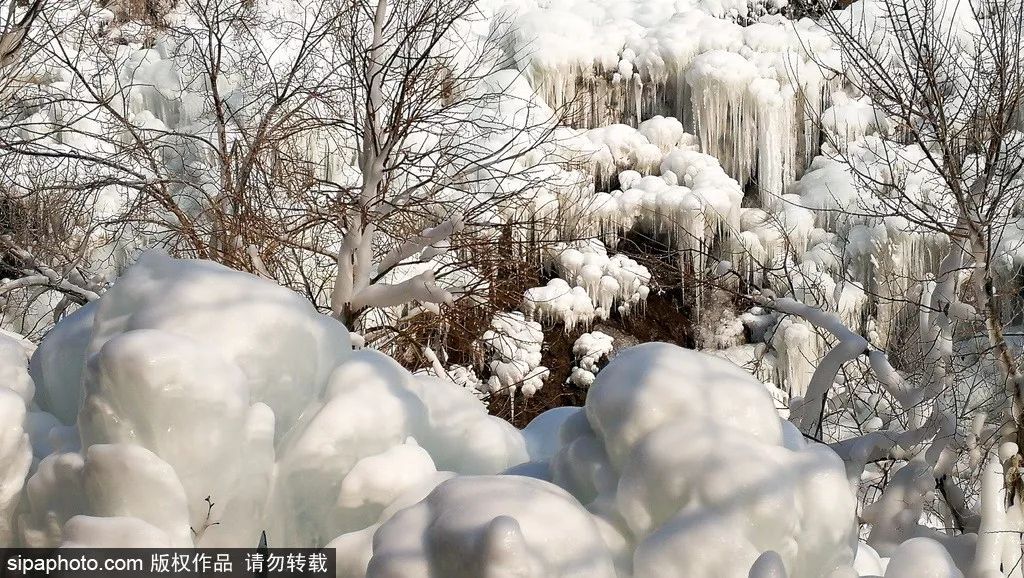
(0, 0, 573, 348)
(327, 0, 567, 331)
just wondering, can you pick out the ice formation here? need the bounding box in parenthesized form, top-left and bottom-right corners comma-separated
(505, 0, 839, 194)
(4, 255, 1016, 574)
(365, 475, 618, 578)
(553, 126, 746, 258)
(586, 124, 666, 188)
(14, 254, 529, 550)
(569, 331, 614, 387)
(482, 312, 550, 399)
(0, 335, 32, 547)
(328, 344, 862, 578)
(31, 251, 350, 435)
(548, 343, 858, 577)
(524, 241, 650, 330)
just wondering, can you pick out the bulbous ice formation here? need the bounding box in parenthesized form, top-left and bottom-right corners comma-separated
(16, 254, 529, 549)
(549, 343, 859, 578)
(271, 349, 528, 546)
(0, 334, 32, 546)
(366, 475, 617, 578)
(339, 343, 860, 578)
(3, 255, 930, 575)
(31, 250, 352, 434)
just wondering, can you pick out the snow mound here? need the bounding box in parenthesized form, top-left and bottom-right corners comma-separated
(10, 257, 873, 576)
(0, 334, 32, 546)
(334, 343, 858, 578)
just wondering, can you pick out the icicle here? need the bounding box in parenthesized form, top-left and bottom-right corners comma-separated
(749, 78, 797, 206)
(686, 50, 758, 187)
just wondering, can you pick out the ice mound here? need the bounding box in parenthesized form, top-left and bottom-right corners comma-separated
(16, 254, 528, 549)
(31, 250, 351, 432)
(0, 334, 32, 546)
(482, 312, 549, 398)
(569, 331, 614, 387)
(366, 475, 617, 578)
(340, 343, 859, 578)
(10, 256, 865, 576)
(548, 343, 859, 577)
(270, 349, 528, 546)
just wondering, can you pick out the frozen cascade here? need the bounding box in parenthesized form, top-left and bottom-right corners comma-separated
(506, 0, 839, 194)
(750, 77, 797, 208)
(686, 50, 759, 187)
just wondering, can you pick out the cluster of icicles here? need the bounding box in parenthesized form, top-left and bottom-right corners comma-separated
(523, 240, 652, 333)
(506, 0, 841, 197)
(504, 0, 1011, 401)
(523, 107, 957, 399)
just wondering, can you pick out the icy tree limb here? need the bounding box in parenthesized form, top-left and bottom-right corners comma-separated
(1, 236, 100, 303)
(868, 350, 923, 414)
(758, 297, 869, 435)
(422, 346, 449, 380)
(247, 245, 272, 279)
(375, 217, 464, 276)
(973, 452, 1007, 578)
(349, 270, 452, 311)
(331, 0, 388, 321)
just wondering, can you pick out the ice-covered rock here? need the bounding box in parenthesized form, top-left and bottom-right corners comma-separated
(525, 241, 650, 330)
(481, 312, 550, 398)
(569, 331, 614, 386)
